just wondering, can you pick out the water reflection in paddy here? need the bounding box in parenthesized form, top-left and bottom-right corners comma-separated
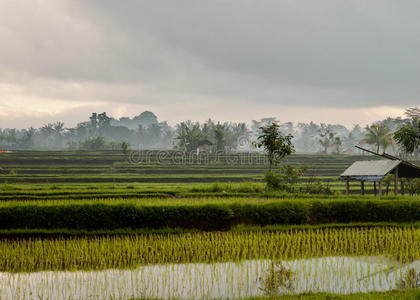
(1, 256, 419, 299)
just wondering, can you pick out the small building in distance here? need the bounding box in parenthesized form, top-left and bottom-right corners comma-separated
(340, 148, 420, 196)
(196, 139, 213, 155)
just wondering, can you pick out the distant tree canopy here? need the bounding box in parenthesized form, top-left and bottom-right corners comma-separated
(0, 108, 418, 158)
(111, 111, 158, 129)
(317, 125, 342, 154)
(361, 123, 393, 153)
(393, 108, 420, 157)
(174, 120, 250, 153)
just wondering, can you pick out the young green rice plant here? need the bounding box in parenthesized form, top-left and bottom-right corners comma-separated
(0, 227, 418, 273)
(0, 183, 21, 191)
(397, 268, 420, 289)
(0, 254, 419, 299)
(189, 182, 265, 193)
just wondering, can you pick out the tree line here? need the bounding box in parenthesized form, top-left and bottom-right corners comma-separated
(0, 108, 418, 158)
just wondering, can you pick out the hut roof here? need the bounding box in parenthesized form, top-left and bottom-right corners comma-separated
(341, 160, 400, 177)
(340, 159, 420, 181)
(197, 139, 213, 146)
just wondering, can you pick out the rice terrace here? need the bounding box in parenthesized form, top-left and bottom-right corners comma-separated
(2, 1, 420, 299)
(0, 124, 419, 299)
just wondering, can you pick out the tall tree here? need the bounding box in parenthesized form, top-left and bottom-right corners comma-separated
(174, 121, 203, 152)
(132, 111, 158, 127)
(97, 112, 111, 129)
(394, 109, 420, 157)
(213, 122, 227, 152)
(89, 113, 98, 131)
(254, 123, 295, 171)
(294, 121, 320, 153)
(361, 123, 392, 153)
(230, 122, 250, 150)
(318, 127, 337, 154)
(405, 107, 420, 119)
(120, 141, 130, 154)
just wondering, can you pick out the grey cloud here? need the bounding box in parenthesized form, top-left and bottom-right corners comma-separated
(81, 1, 420, 101)
(0, 0, 419, 112)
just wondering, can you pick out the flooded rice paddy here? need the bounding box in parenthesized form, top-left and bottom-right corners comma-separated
(1, 256, 419, 299)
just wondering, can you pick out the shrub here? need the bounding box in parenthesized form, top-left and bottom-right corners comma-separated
(79, 136, 107, 150)
(300, 181, 334, 195)
(0, 199, 419, 231)
(264, 165, 309, 192)
(406, 178, 420, 195)
(382, 174, 394, 195)
(264, 171, 290, 191)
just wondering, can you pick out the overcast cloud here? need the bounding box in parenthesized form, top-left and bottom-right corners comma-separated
(0, 0, 418, 128)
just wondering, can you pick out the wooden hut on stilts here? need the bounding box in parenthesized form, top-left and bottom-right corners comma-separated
(340, 146, 420, 196)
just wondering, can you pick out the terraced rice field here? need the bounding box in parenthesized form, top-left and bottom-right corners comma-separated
(0, 150, 408, 194)
(0, 150, 419, 299)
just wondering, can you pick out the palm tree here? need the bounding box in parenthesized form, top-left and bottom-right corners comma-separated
(212, 122, 227, 152)
(361, 123, 392, 153)
(174, 121, 203, 152)
(394, 117, 420, 157)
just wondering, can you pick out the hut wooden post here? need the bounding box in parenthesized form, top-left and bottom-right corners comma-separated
(378, 180, 383, 196)
(361, 181, 365, 195)
(400, 180, 405, 195)
(345, 179, 350, 195)
(373, 181, 377, 196)
(394, 168, 398, 195)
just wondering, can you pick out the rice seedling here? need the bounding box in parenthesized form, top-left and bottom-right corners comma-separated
(0, 227, 418, 273)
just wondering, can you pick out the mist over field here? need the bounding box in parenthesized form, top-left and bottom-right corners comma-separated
(0, 109, 418, 157)
(0, 1, 418, 128)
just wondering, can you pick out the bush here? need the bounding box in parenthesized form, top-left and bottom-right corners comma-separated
(382, 174, 394, 195)
(79, 136, 107, 150)
(264, 165, 309, 193)
(405, 178, 420, 195)
(0, 199, 419, 231)
(300, 181, 334, 195)
(264, 171, 291, 191)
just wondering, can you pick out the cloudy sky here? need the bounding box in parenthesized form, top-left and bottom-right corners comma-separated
(0, 0, 418, 128)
